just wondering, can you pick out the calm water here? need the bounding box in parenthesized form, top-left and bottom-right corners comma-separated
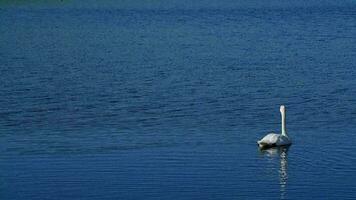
(1, 2, 356, 199)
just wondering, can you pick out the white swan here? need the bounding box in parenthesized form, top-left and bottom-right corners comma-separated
(257, 105, 292, 148)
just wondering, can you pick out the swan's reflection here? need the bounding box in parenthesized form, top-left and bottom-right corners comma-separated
(259, 146, 289, 200)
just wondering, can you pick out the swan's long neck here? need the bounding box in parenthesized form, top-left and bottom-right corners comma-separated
(281, 109, 287, 137)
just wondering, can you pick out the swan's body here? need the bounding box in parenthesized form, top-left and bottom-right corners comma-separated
(258, 105, 292, 148)
(258, 133, 291, 147)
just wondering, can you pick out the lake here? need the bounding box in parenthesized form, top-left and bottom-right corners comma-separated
(1, 1, 356, 199)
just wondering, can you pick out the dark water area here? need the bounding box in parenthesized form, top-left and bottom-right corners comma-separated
(1, 2, 356, 199)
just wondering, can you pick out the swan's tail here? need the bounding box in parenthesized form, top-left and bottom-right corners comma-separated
(257, 141, 276, 149)
(257, 140, 265, 148)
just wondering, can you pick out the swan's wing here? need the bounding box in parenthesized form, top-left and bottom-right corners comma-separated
(258, 133, 280, 145)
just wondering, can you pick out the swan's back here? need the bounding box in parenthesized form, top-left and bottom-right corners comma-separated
(258, 133, 292, 148)
(258, 133, 279, 146)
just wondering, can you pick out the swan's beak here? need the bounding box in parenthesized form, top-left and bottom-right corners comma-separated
(280, 105, 285, 113)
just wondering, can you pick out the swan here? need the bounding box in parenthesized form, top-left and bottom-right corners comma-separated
(257, 105, 292, 149)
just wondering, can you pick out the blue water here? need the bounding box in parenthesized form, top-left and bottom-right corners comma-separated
(1, 1, 356, 199)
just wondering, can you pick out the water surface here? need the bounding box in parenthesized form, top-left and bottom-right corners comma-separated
(1, 2, 356, 199)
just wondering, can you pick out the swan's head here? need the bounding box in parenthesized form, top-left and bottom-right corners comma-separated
(280, 105, 286, 113)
